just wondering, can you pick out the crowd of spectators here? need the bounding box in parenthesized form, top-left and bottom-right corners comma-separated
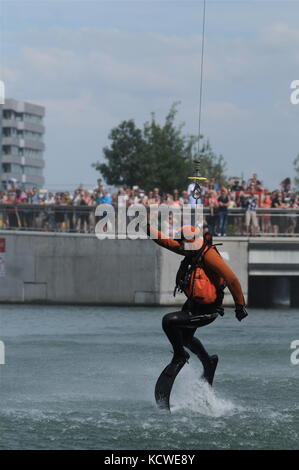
(0, 174, 298, 235)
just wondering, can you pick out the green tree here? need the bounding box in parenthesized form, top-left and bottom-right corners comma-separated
(93, 103, 227, 192)
(141, 104, 194, 192)
(94, 120, 147, 188)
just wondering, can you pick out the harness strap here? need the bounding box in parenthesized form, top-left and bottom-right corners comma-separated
(174, 241, 226, 300)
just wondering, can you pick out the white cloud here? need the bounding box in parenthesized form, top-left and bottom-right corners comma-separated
(2, 23, 298, 188)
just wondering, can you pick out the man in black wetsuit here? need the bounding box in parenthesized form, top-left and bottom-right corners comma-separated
(147, 223, 248, 410)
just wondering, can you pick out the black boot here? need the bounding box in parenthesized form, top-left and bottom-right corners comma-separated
(202, 354, 218, 386)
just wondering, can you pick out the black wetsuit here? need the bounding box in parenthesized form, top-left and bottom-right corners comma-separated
(162, 300, 219, 365)
(147, 224, 246, 409)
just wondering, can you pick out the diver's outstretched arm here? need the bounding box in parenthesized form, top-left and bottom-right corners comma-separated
(146, 223, 184, 255)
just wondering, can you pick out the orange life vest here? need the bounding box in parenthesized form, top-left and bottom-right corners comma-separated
(184, 263, 218, 304)
(174, 244, 225, 305)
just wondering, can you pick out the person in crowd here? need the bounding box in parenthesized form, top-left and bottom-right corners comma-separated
(139, 192, 148, 208)
(271, 192, 285, 207)
(280, 177, 291, 194)
(260, 190, 272, 234)
(206, 190, 218, 235)
(231, 179, 243, 191)
(160, 193, 171, 207)
(53, 193, 65, 231)
(209, 177, 219, 192)
(245, 190, 259, 236)
(24, 188, 37, 228)
(117, 188, 129, 208)
(180, 191, 189, 205)
(271, 192, 285, 235)
(72, 188, 82, 206)
(153, 187, 161, 204)
(247, 173, 262, 191)
(94, 178, 103, 193)
(7, 178, 17, 192)
(28, 187, 39, 205)
(6, 190, 19, 228)
(77, 191, 89, 233)
(93, 190, 102, 206)
(42, 192, 55, 230)
(200, 180, 209, 199)
(147, 191, 156, 206)
(0, 175, 297, 233)
(187, 180, 201, 207)
(131, 186, 141, 205)
(284, 195, 298, 234)
(44, 192, 55, 205)
(172, 189, 182, 207)
(217, 188, 229, 236)
(99, 189, 112, 205)
(237, 190, 248, 209)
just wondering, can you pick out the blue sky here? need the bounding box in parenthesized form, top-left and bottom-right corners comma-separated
(0, 0, 298, 190)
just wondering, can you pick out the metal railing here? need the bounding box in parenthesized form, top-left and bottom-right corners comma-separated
(208, 208, 299, 236)
(0, 204, 298, 236)
(0, 204, 94, 233)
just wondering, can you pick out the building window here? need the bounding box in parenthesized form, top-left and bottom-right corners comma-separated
(2, 145, 19, 156)
(3, 110, 13, 119)
(2, 163, 11, 173)
(24, 113, 42, 123)
(24, 166, 43, 176)
(3, 128, 17, 137)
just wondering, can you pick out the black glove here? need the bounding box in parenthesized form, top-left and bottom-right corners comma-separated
(235, 304, 248, 322)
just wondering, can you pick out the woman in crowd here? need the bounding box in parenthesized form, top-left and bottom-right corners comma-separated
(260, 190, 272, 234)
(206, 190, 218, 235)
(217, 188, 229, 236)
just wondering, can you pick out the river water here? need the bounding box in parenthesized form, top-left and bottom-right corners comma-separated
(0, 305, 298, 450)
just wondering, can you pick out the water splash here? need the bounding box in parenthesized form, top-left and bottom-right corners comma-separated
(171, 364, 241, 417)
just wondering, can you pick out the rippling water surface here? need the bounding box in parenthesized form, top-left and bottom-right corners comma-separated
(0, 305, 298, 449)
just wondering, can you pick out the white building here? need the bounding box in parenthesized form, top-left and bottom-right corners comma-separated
(0, 98, 45, 189)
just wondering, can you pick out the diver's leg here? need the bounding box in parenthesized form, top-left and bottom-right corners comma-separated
(182, 320, 219, 386)
(191, 338, 218, 386)
(155, 311, 191, 410)
(162, 311, 190, 361)
(183, 328, 209, 360)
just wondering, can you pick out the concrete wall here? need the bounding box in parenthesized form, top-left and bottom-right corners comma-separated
(248, 239, 299, 276)
(0, 231, 248, 306)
